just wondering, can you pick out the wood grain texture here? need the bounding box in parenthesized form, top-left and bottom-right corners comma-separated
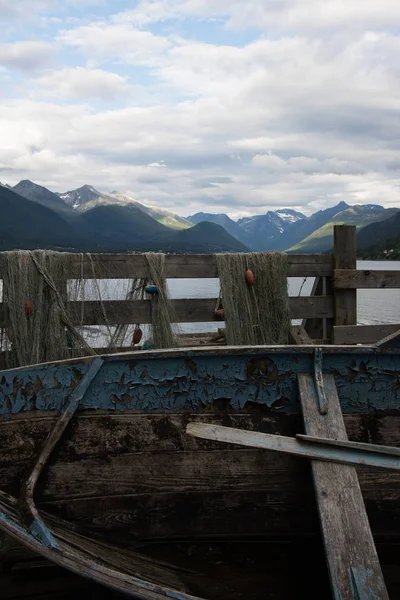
(0, 492, 200, 600)
(335, 269, 400, 289)
(303, 276, 334, 341)
(334, 226, 357, 326)
(0, 253, 333, 280)
(298, 373, 389, 600)
(333, 323, 400, 345)
(290, 325, 313, 345)
(1, 410, 400, 545)
(375, 328, 400, 348)
(0, 296, 333, 327)
(0, 295, 334, 328)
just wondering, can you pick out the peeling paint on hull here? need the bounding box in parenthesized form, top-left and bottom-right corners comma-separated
(1, 348, 400, 417)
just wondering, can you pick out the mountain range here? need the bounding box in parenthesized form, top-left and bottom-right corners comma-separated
(1, 179, 399, 254)
(189, 201, 400, 253)
(188, 209, 305, 250)
(0, 182, 246, 253)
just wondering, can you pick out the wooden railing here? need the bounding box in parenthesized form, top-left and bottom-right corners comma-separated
(0, 225, 399, 353)
(331, 225, 400, 345)
(0, 254, 334, 331)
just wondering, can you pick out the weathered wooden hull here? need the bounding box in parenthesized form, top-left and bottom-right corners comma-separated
(1, 345, 400, 599)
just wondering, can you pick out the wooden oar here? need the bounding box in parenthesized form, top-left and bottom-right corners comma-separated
(186, 422, 400, 471)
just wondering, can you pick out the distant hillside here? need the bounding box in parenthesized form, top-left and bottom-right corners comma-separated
(358, 237, 400, 260)
(357, 210, 400, 250)
(78, 206, 247, 252)
(159, 221, 248, 253)
(109, 192, 191, 230)
(0, 185, 81, 250)
(76, 203, 168, 251)
(290, 205, 399, 253)
(188, 212, 253, 247)
(58, 185, 191, 230)
(12, 180, 73, 214)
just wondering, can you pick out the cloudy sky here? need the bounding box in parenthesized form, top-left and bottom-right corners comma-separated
(1, 0, 400, 218)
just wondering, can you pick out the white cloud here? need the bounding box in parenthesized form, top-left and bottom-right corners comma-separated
(35, 67, 130, 100)
(0, 41, 53, 71)
(1, 2, 400, 218)
(58, 22, 171, 66)
(116, 0, 400, 32)
(147, 161, 166, 167)
(252, 154, 365, 176)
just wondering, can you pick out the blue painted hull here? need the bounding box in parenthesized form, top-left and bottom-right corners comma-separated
(1, 345, 400, 417)
(1, 345, 400, 599)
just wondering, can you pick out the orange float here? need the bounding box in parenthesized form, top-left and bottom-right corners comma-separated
(132, 328, 143, 345)
(245, 269, 255, 286)
(25, 299, 33, 318)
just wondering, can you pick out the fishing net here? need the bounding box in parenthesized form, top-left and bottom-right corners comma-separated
(144, 253, 179, 349)
(0, 250, 179, 369)
(0, 251, 96, 368)
(216, 252, 290, 345)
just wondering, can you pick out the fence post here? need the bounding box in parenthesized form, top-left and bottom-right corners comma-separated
(334, 225, 357, 327)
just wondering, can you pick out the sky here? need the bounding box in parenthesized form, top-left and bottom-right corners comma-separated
(1, 1, 400, 218)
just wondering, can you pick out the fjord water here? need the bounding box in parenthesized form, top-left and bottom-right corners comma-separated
(167, 260, 400, 333)
(356, 261, 400, 324)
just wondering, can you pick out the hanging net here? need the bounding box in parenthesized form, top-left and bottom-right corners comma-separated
(144, 253, 179, 349)
(0, 249, 291, 368)
(0, 250, 180, 369)
(216, 252, 290, 345)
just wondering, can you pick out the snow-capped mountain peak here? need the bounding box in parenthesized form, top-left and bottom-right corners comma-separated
(275, 208, 306, 223)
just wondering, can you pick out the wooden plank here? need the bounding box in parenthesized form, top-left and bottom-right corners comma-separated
(335, 269, 400, 289)
(303, 276, 334, 341)
(303, 276, 323, 339)
(0, 253, 333, 280)
(333, 323, 400, 345)
(298, 373, 389, 600)
(1, 411, 400, 543)
(68, 253, 333, 279)
(0, 296, 334, 328)
(375, 328, 400, 348)
(334, 225, 357, 326)
(290, 296, 333, 319)
(290, 325, 313, 345)
(0, 498, 201, 600)
(187, 422, 400, 470)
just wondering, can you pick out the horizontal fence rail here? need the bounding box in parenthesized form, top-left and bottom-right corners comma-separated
(0, 296, 334, 328)
(333, 324, 400, 345)
(334, 269, 400, 289)
(0, 253, 334, 280)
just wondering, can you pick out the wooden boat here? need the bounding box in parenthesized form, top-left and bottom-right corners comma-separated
(1, 339, 400, 599)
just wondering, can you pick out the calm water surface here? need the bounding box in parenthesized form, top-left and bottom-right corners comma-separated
(356, 261, 400, 324)
(167, 260, 400, 332)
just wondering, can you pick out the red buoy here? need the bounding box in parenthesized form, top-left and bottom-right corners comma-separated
(25, 299, 33, 318)
(214, 309, 225, 320)
(245, 269, 255, 286)
(132, 328, 143, 345)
